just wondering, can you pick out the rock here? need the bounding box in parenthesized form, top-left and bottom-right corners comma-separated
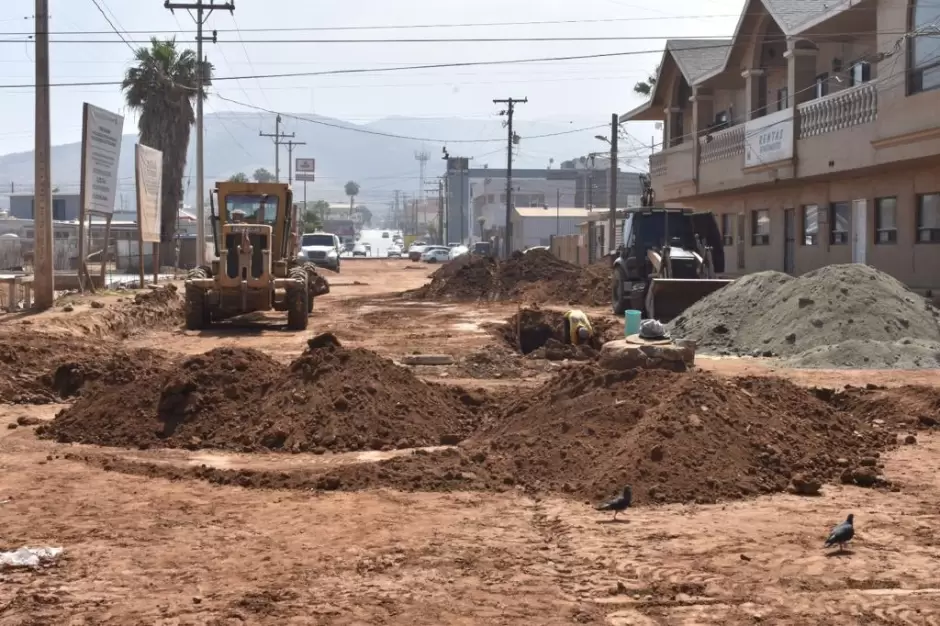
(790, 473, 821, 496)
(599, 340, 648, 370)
(650, 445, 664, 462)
(62, 304, 74, 312)
(840, 469, 855, 484)
(400, 354, 455, 366)
(904, 434, 917, 445)
(835, 457, 850, 467)
(918, 415, 937, 427)
(852, 467, 879, 488)
(439, 434, 462, 446)
(6, 423, 17, 430)
(90, 301, 105, 309)
(859, 457, 877, 467)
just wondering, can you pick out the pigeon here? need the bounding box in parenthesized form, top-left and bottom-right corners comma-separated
(596, 486, 632, 520)
(824, 513, 855, 551)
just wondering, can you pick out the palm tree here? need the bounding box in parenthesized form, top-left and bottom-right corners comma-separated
(122, 37, 211, 244)
(633, 65, 660, 97)
(344, 181, 360, 217)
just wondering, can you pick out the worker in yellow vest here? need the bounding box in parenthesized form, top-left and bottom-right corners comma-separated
(563, 309, 595, 346)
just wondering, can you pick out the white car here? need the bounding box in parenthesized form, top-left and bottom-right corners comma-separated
(352, 243, 368, 257)
(408, 242, 429, 261)
(421, 247, 451, 263)
(387, 244, 403, 258)
(448, 245, 470, 260)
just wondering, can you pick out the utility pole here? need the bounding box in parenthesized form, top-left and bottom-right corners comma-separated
(33, 0, 53, 308)
(608, 113, 619, 252)
(259, 114, 294, 182)
(284, 139, 306, 186)
(437, 179, 444, 245)
(164, 0, 234, 269)
(494, 97, 526, 257)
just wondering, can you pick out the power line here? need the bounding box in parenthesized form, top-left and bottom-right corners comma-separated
(0, 44, 732, 89)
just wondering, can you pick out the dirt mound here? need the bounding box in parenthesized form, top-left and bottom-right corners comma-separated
(317, 368, 895, 503)
(495, 306, 620, 355)
(0, 335, 165, 404)
(669, 265, 940, 368)
(39, 340, 486, 453)
(814, 384, 940, 430)
(408, 249, 610, 305)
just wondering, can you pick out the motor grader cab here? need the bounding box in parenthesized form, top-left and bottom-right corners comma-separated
(612, 207, 733, 321)
(183, 181, 329, 331)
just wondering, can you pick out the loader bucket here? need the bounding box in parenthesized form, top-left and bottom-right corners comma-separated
(646, 278, 734, 321)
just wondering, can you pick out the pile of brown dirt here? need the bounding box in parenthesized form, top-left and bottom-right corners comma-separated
(494, 306, 620, 356)
(668, 265, 940, 368)
(408, 250, 610, 305)
(39, 336, 487, 453)
(317, 368, 895, 504)
(814, 384, 940, 431)
(0, 335, 165, 404)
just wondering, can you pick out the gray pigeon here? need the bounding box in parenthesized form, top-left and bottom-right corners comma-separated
(824, 513, 855, 551)
(596, 486, 632, 520)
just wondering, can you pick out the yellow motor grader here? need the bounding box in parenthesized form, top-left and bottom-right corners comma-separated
(183, 181, 330, 330)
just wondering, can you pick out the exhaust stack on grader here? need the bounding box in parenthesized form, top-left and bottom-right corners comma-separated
(184, 181, 330, 330)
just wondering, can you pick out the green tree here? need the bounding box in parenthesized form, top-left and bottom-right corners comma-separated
(633, 65, 660, 97)
(301, 208, 322, 233)
(310, 199, 331, 221)
(353, 204, 372, 226)
(228, 172, 249, 182)
(344, 180, 360, 217)
(122, 37, 211, 242)
(253, 167, 275, 183)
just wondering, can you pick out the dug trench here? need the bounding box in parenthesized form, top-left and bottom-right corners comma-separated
(491, 306, 621, 358)
(38, 337, 940, 506)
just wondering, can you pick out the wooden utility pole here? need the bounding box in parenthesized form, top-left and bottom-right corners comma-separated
(259, 114, 294, 182)
(33, 0, 54, 308)
(608, 113, 619, 252)
(164, 0, 234, 268)
(493, 97, 527, 257)
(284, 139, 307, 186)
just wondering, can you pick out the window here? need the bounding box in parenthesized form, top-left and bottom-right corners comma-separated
(910, 0, 940, 93)
(52, 199, 66, 221)
(875, 197, 897, 244)
(776, 87, 789, 111)
(721, 214, 733, 246)
(751, 209, 770, 245)
(917, 193, 940, 242)
(802, 205, 819, 245)
(849, 61, 872, 87)
(830, 202, 850, 244)
(815, 73, 829, 98)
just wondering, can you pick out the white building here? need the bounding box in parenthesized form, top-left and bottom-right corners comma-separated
(510, 206, 596, 251)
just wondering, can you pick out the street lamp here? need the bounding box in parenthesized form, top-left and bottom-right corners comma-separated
(595, 135, 610, 144)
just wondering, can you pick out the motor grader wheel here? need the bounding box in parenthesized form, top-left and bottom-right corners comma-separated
(184, 283, 211, 330)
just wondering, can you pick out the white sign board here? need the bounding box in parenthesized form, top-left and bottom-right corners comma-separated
(295, 158, 315, 173)
(135, 143, 163, 243)
(295, 172, 316, 182)
(744, 108, 793, 168)
(81, 103, 124, 215)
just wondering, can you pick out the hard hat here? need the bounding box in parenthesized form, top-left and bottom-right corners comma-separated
(577, 326, 590, 341)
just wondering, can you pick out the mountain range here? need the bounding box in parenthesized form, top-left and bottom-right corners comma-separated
(0, 111, 618, 213)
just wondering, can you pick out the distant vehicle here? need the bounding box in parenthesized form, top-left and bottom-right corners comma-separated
(524, 246, 550, 254)
(408, 241, 429, 262)
(447, 242, 461, 248)
(381, 231, 390, 239)
(472, 241, 493, 256)
(448, 245, 470, 260)
(421, 247, 451, 263)
(300, 232, 341, 273)
(352, 243, 368, 257)
(387, 244, 403, 258)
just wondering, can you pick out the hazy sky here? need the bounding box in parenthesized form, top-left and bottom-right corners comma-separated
(1, 0, 742, 156)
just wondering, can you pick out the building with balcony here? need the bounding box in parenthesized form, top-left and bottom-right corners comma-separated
(621, 0, 940, 290)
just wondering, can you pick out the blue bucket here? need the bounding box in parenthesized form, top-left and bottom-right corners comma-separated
(625, 310, 642, 336)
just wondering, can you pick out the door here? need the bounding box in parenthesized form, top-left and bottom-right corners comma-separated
(852, 199, 867, 264)
(783, 208, 796, 274)
(736, 213, 746, 271)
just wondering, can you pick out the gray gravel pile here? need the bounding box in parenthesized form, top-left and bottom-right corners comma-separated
(668, 264, 940, 369)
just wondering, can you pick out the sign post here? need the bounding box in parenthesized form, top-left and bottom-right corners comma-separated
(295, 158, 316, 217)
(135, 143, 163, 288)
(78, 103, 123, 292)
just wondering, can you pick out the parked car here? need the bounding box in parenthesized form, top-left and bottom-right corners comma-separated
(352, 243, 368, 257)
(524, 245, 550, 254)
(387, 244, 403, 258)
(299, 232, 341, 273)
(408, 241, 429, 261)
(421, 247, 451, 263)
(448, 245, 470, 260)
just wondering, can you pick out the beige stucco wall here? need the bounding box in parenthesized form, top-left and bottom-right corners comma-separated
(692, 163, 940, 290)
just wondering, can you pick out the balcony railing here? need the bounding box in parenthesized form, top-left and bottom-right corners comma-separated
(650, 151, 667, 178)
(699, 124, 745, 164)
(797, 81, 878, 139)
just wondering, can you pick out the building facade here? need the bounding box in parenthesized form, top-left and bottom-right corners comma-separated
(510, 206, 596, 251)
(621, 0, 940, 290)
(9, 193, 81, 221)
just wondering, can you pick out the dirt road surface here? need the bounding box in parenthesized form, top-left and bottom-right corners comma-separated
(1, 258, 939, 624)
